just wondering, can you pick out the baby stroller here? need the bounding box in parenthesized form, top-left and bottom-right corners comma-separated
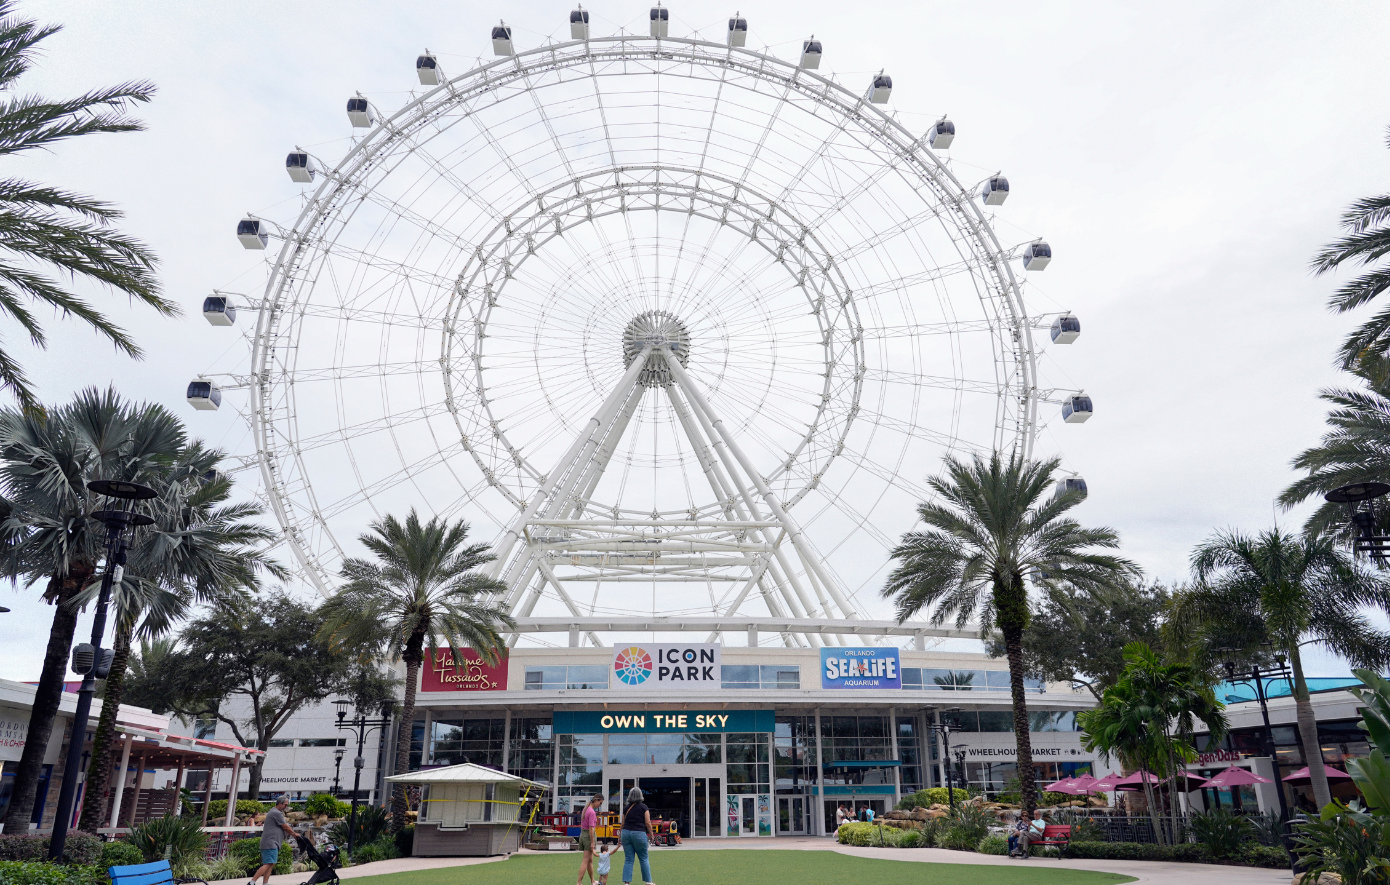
(292, 832, 341, 885)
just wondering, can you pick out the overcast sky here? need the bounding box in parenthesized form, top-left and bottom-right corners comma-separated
(1, 0, 1388, 681)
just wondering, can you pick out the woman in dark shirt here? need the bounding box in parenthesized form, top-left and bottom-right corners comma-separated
(619, 787, 654, 884)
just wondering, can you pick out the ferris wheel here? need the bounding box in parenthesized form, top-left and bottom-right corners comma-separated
(193, 10, 1088, 647)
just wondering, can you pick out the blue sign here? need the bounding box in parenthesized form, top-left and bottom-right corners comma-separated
(553, 709, 773, 734)
(820, 648, 901, 689)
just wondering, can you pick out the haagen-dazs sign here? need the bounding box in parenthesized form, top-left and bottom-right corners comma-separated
(420, 648, 508, 692)
(611, 644, 721, 691)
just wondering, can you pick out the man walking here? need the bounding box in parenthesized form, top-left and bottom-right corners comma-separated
(252, 795, 296, 885)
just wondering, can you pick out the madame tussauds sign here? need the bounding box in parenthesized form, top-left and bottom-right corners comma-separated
(420, 648, 508, 692)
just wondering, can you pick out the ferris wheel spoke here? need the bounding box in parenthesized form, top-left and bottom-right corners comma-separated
(862, 367, 1003, 397)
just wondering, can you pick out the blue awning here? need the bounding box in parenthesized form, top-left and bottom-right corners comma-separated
(829, 760, 901, 769)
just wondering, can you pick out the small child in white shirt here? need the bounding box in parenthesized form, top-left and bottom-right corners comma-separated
(594, 843, 611, 885)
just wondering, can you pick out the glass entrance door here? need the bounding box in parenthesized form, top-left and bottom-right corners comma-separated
(777, 796, 806, 834)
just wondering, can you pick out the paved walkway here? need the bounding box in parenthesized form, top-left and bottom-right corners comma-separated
(207, 836, 1292, 885)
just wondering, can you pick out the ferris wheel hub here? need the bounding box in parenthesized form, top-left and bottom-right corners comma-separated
(622, 309, 691, 388)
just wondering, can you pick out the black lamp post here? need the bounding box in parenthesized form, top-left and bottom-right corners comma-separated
(927, 710, 960, 809)
(48, 480, 156, 862)
(1217, 650, 1295, 862)
(332, 747, 346, 798)
(333, 699, 395, 858)
(1325, 481, 1390, 559)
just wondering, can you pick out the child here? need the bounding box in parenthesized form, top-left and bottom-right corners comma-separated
(593, 843, 612, 885)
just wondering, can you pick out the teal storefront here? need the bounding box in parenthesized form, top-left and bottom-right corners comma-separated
(553, 710, 778, 838)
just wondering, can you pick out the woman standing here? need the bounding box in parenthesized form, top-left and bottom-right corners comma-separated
(576, 794, 605, 885)
(620, 787, 655, 885)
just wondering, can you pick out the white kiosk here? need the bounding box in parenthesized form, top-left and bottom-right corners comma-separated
(385, 763, 546, 856)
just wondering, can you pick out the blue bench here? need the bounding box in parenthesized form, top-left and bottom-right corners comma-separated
(109, 860, 208, 885)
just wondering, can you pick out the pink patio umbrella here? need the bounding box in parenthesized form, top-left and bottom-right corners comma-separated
(1042, 777, 1089, 795)
(1071, 774, 1102, 792)
(1160, 771, 1209, 792)
(1282, 765, 1353, 786)
(1199, 765, 1272, 788)
(1113, 770, 1162, 791)
(1088, 773, 1124, 791)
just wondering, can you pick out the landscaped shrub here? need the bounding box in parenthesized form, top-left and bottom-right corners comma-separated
(937, 805, 993, 851)
(98, 840, 144, 870)
(205, 799, 266, 821)
(977, 834, 1008, 855)
(227, 839, 290, 877)
(0, 861, 105, 885)
(894, 787, 979, 810)
(393, 825, 414, 858)
(206, 854, 247, 882)
(127, 815, 208, 872)
(1190, 808, 1256, 858)
(348, 837, 398, 865)
(0, 833, 101, 866)
(327, 805, 389, 850)
(894, 830, 924, 849)
(1063, 840, 1289, 868)
(304, 794, 350, 819)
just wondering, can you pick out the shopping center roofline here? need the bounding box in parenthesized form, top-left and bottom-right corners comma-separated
(505, 616, 978, 641)
(410, 690, 1096, 709)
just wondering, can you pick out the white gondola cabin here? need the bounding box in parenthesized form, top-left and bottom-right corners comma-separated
(928, 118, 955, 149)
(1062, 394, 1093, 424)
(203, 296, 236, 327)
(187, 379, 222, 411)
(285, 151, 319, 184)
(385, 764, 547, 857)
(1023, 240, 1051, 271)
(346, 97, 376, 128)
(1050, 314, 1080, 344)
(727, 15, 747, 47)
(650, 6, 669, 38)
(236, 217, 268, 250)
(869, 73, 892, 104)
(800, 37, 822, 69)
(1055, 475, 1088, 499)
(492, 23, 514, 56)
(982, 175, 1009, 206)
(417, 52, 441, 85)
(200, 468, 224, 485)
(570, 7, 590, 39)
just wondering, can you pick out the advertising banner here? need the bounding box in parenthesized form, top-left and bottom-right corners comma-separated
(820, 647, 901, 689)
(611, 643, 721, 690)
(553, 709, 774, 734)
(420, 648, 508, 692)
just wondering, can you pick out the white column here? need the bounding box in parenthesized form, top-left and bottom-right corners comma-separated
(223, 753, 242, 826)
(813, 708, 825, 837)
(501, 709, 512, 774)
(108, 733, 134, 828)
(888, 707, 902, 806)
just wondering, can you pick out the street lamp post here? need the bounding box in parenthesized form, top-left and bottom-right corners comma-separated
(1219, 654, 1295, 861)
(332, 747, 345, 798)
(48, 480, 156, 862)
(333, 700, 395, 859)
(926, 713, 958, 809)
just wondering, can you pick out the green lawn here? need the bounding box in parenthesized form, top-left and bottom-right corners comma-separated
(350, 849, 1137, 885)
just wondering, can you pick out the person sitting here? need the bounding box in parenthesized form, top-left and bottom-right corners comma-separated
(1007, 815, 1027, 857)
(1014, 810, 1046, 859)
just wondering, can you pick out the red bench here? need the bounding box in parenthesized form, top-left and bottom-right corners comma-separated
(1033, 824, 1071, 848)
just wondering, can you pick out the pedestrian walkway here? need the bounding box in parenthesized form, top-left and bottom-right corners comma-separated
(205, 837, 1291, 885)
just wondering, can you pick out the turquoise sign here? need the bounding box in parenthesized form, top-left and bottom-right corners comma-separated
(553, 709, 774, 734)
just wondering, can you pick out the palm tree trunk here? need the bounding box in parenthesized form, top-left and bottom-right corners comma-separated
(1288, 644, 1330, 807)
(78, 620, 133, 833)
(1001, 621, 1037, 819)
(2, 568, 91, 835)
(392, 646, 422, 833)
(1141, 777, 1166, 846)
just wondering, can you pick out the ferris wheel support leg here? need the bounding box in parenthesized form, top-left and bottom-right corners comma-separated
(488, 345, 654, 581)
(534, 557, 603, 646)
(665, 378, 825, 633)
(568, 385, 646, 515)
(664, 348, 862, 627)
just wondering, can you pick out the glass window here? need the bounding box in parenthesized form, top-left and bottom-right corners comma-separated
(922, 669, 955, 690)
(1029, 711, 1074, 732)
(299, 738, 344, 748)
(524, 666, 566, 689)
(268, 739, 293, 748)
(952, 670, 987, 691)
(901, 668, 923, 688)
(940, 711, 978, 732)
(978, 711, 1013, 733)
(762, 665, 800, 688)
(986, 671, 1012, 690)
(566, 666, 609, 689)
(721, 665, 759, 688)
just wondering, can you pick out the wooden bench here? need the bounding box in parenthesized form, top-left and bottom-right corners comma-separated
(1033, 824, 1071, 848)
(109, 859, 208, 885)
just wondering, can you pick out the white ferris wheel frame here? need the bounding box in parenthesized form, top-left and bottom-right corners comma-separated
(235, 34, 1043, 643)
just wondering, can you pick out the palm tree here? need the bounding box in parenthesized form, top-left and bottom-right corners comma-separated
(1177, 529, 1390, 807)
(319, 510, 512, 832)
(881, 451, 1137, 817)
(77, 442, 286, 832)
(1311, 127, 1390, 370)
(0, 2, 175, 410)
(0, 387, 185, 835)
(1279, 352, 1390, 539)
(1078, 666, 1171, 843)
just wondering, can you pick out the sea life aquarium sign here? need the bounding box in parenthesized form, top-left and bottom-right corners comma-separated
(553, 710, 774, 734)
